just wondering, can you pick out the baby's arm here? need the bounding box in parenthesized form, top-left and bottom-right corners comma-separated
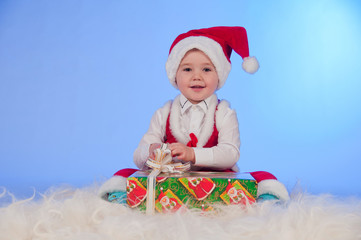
(193, 107, 240, 170)
(133, 103, 171, 169)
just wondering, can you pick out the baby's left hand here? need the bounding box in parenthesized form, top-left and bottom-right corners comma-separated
(168, 143, 195, 164)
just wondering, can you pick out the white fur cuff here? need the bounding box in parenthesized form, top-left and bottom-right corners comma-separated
(257, 179, 290, 201)
(98, 176, 127, 198)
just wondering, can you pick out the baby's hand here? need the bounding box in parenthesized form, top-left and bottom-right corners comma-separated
(169, 143, 195, 163)
(149, 143, 162, 160)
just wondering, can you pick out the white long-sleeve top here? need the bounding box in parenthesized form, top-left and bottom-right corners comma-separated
(133, 94, 240, 171)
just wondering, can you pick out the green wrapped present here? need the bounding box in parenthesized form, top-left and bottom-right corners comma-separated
(126, 171, 257, 213)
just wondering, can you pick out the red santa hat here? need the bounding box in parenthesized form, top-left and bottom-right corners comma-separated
(98, 168, 138, 198)
(250, 171, 290, 201)
(226, 179, 234, 193)
(165, 26, 259, 90)
(158, 188, 166, 200)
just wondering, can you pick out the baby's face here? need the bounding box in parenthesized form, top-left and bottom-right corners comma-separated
(175, 49, 218, 104)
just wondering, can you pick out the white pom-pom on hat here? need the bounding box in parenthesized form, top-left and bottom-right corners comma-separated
(242, 56, 259, 74)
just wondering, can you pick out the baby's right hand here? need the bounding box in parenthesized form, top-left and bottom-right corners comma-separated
(149, 143, 162, 160)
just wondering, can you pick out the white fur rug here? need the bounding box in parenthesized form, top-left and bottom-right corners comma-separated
(1, 185, 360, 240)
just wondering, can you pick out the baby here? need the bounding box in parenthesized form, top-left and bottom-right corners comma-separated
(99, 27, 289, 203)
(133, 26, 259, 171)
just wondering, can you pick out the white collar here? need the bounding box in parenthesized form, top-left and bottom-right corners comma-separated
(170, 94, 219, 147)
(179, 94, 211, 115)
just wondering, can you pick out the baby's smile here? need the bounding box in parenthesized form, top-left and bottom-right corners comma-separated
(190, 85, 205, 89)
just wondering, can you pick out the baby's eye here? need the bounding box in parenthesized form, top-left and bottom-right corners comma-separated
(183, 67, 192, 72)
(203, 67, 212, 72)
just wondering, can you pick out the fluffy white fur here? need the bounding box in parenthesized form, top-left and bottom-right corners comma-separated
(1, 185, 361, 240)
(257, 179, 290, 201)
(169, 94, 219, 147)
(242, 56, 259, 74)
(161, 94, 232, 149)
(97, 176, 126, 198)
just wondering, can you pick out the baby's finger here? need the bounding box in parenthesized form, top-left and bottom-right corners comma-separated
(176, 152, 185, 160)
(171, 147, 181, 157)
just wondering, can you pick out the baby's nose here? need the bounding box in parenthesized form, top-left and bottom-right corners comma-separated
(192, 70, 202, 80)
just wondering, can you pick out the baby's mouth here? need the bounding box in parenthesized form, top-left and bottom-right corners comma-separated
(190, 85, 205, 89)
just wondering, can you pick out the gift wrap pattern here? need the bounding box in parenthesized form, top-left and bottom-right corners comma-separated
(126, 171, 257, 212)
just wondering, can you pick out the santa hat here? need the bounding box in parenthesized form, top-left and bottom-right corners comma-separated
(165, 26, 259, 90)
(250, 171, 290, 201)
(158, 188, 166, 200)
(98, 168, 138, 199)
(226, 179, 234, 193)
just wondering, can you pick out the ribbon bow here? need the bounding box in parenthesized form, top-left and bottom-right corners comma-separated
(146, 144, 191, 174)
(187, 133, 198, 147)
(145, 144, 190, 215)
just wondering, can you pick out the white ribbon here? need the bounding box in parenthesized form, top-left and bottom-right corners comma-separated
(145, 144, 190, 214)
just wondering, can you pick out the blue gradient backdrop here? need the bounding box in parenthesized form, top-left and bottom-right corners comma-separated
(1, 0, 360, 198)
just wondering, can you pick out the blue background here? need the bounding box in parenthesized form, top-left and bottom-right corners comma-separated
(1, 0, 360, 198)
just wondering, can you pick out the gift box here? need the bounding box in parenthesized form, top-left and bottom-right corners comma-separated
(126, 171, 257, 213)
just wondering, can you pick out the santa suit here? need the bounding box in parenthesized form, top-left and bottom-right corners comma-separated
(227, 186, 248, 205)
(187, 177, 216, 200)
(133, 93, 240, 171)
(127, 179, 147, 208)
